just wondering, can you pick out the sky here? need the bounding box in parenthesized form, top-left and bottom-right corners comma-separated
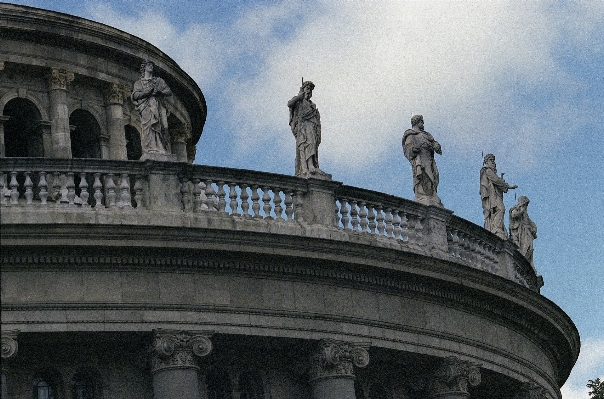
(6, 0, 603, 397)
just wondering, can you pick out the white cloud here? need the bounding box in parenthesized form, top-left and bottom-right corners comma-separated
(561, 337, 604, 399)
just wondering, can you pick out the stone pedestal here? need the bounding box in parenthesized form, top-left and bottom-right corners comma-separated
(309, 340, 370, 399)
(151, 330, 212, 399)
(430, 357, 481, 399)
(303, 179, 342, 226)
(48, 68, 74, 158)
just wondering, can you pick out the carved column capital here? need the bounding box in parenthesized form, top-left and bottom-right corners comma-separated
(150, 329, 213, 373)
(1, 331, 19, 359)
(514, 382, 547, 399)
(430, 357, 481, 399)
(48, 68, 74, 91)
(172, 122, 192, 144)
(103, 82, 128, 106)
(309, 339, 370, 381)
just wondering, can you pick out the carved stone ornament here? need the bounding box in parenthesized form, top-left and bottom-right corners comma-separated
(430, 357, 481, 398)
(1, 331, 19, 359)
(150, 330, 213, 373)
(309, 339, 370, 381)
(514, 382, 547, 399)
(104, 82, 127, 105)
(48, 68, 74, 91)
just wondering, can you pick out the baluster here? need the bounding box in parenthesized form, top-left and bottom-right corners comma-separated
(9, 171, 19, 205)
(476, 239, 487, 267)
(452, 229, 462, 258)
(66, 172, 76, 205)
(229, 182, 239, 216)
(340, 198, 349, 229)
(198, 181, 208, 210)
(93, 173, 103, 208)
(284, 191, 294, 221)
(367, 204, 377, 234)
(52, 171, 61, 203)
(415, 216, 423, 243)
(79, 172, 89, 206)
(359, 201, 368, 232)
(384, 207, 394, 237)
(294, 190, 304, 221)
(205, 180, 216, 211)
(217, 181, 227, 213)
(392, 209, 401, 239)
(191, 178, 201, 212)
(0, 173, 6, 206)
(119, 173, 131, 207)
(400, 211, 409, 242)
(349, 200, 359, 231)
(180, 177, 190, 211)
(240, 183, 250, 217)
(407, 214, 416, 242)
(261, 186, 272, 219)
(38, 172, 49, 205)
(105, 173, 116, 207)
(134, 175, 144, 209)
(376, 205, 385, 235)
(273, 188, 283, 220)
(251, 185, 261, 219)
(24, 172, 34, 205)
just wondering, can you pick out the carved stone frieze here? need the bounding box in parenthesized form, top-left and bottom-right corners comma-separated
(48, 68, 74, 91)
(430, 357, 481, 398)
(1, 331, 19, 359)
(309, 339, 370, 381)
(514, 382, 547, 399)
(150, 329, 213, 373)
(103, 82, 128, 105)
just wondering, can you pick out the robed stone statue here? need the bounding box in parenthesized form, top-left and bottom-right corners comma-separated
(509, 196, 537, 267)
(402, 115, 443, 207)
(480, 153, 517, 239)
(288, 80, 329, 179)
(131, 60, 174, 161)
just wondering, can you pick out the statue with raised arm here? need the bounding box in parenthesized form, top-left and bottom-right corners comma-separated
(402, 115, 443, 207)
(509, 196, 537, 267)
(131, 60, 173, 161)
(288, 80, 329, 179)
(480, 154, 517, 239)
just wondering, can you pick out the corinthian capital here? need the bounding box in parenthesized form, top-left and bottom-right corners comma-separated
(430, 357, 481, 399)
(1, 331, 19, 359)
(514, 382, 547, 399)
(309, 339, 370, 381)
(150, 329, 213, 373)
(103, 82, 128, 105)
(48, 68, 74, 91)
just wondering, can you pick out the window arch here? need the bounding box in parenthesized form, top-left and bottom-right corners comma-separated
(32, 370, 62, 399)
(70, 109, 101, 159)
(3, 97, 43, 157)
(238, 371, 263, 399)
(125, 125, 142, 160)
(206, 368, 232, 399)
(72, 369, 99, 399)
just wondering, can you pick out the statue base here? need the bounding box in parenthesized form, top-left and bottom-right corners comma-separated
(298, 168, 332, 181)
(141, 152, 179, 162)
(414, 193, 444, 208)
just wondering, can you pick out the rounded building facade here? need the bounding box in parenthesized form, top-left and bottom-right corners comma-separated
(1, 5, 579, 399)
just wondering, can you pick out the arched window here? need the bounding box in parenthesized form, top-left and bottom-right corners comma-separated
(206, 368, 231, 399)
(70, 109, 101, 159)
(3, 97, 43, 157)
(72, 371, 97, 399)
(239, 371, 263, 399)
(125, 125, 142, 160)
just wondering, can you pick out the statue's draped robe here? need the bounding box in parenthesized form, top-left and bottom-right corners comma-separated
(132, 77, 172, 156)
(402, 129, 440, 203)
(288, 96, 321, 176)
(509, 205, 537, 265)
(479, 166, 509, 239)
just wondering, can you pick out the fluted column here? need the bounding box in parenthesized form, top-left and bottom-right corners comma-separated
(104, 83, 127, 160)
(1, 330, 19, 399)
(309, 339, 370, 399)
(429, 357, 481, 399)
(48, 68, 74, 158)
(151, 330, 213, 399)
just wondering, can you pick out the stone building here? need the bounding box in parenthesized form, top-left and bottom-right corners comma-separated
(1, 4, 579, 399)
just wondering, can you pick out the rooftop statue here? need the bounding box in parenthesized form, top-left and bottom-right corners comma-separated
(480, 154, 517, 239)
(509, 196, 537, 268)
(131, 60, 174, 161)
(288, 80, 330, 179)
(402, 115, 443, 207)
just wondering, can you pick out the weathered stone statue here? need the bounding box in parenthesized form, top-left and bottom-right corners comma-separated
(480, 154, 517, 239)
(402, 115, 443, 207)
(131, 60, 173, 161)
(288, 80, 329, 179)
(509, 196, 537, 267)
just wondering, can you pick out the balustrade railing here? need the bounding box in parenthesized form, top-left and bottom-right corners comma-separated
(446, 220, 501, 275)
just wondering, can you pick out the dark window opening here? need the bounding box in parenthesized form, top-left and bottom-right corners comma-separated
(3, 98, 43, 157)
(70, 109, 101, 159)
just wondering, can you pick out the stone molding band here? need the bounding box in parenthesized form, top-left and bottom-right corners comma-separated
(310, 339, 370, 382)
(150, 329, 213, 374)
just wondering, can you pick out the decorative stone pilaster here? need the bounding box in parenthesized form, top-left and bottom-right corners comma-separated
(310, 340, 370, 399)
(171, 123, 191, 163)
(303, 179, 343, 226)
(430, 357, 481, 399)
(104, 82, 127, 160)
(1, 331, 19, 359)
(151, 330, 212, 399)
(514, 382, 547, 399)
(0, 115, 9, 158)
(48, 68, 74, 158)
(425, 206, 454, 256)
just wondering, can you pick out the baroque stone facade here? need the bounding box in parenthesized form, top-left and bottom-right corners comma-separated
(1, 5, 578, 399)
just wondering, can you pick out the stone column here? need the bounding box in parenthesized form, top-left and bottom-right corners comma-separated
(429, 357, 481, 399)
(309, 339, 370, 399)
(171, 123, 191, 163)
(0, 116, 9, 158)
(48, 68, 74, 158)
(1, 330, 19, 399)
(38, 121, 53, 158)
(151, 330, 213, 399)
(104, 83, 127, 160)
(514, 382, 547, 399)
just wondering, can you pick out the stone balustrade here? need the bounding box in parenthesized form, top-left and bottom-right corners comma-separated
(0, 157, 541, 291)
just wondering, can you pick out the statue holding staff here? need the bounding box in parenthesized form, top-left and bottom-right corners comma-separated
(480, 153, 517, 239)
